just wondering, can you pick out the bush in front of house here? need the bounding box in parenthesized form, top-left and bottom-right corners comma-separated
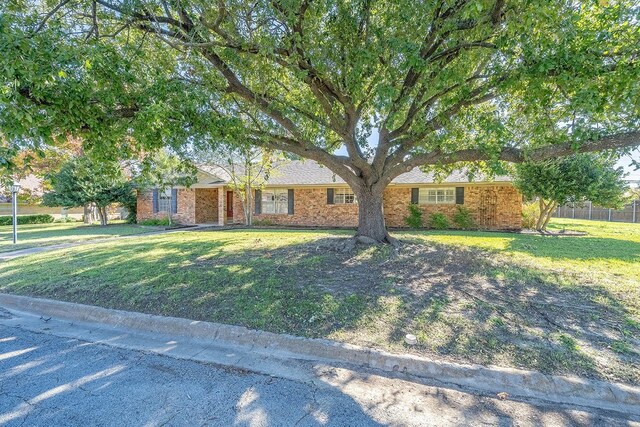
(404, 203, 423, 228)
(452, 206, 474, 229)
(428, 212, 450, 230)
(0, 214, 55, 226)
(521, 202, 540, 229)
(139, 217, 171, 226)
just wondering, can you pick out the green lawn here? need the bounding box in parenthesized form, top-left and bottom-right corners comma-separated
(0, 222, 162, 252)
(0, 218, 638, 384)
(402, 218, 640, 289)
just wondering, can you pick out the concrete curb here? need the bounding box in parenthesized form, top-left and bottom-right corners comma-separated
(1, 293, 638, 416)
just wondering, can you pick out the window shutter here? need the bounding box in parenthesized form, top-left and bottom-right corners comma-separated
(255, 189, 262, 214)
(152, 189, 159, 213)
(171, 189, 178, 213)
(455, 187, 464, 205)
(411, 188, 419, 204)
(327, 188, 334, 204)
(288, 189, 294, 215)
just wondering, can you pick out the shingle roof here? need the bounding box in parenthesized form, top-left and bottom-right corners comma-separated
(196, 160, 511, 186)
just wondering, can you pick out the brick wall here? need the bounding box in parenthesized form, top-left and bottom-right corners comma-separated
(383, 185, 522, 229)
(250, 187, 359, 227)
(136, 188, 197, 225)
(138, 184, 522, 229)
(237, 184, 522, 230)
(195, 188, 218, 224)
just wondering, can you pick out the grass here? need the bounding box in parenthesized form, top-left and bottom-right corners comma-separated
(401, 218, 640, 287)
(0, 221, 162, 253)
(0, 218, 638, 384)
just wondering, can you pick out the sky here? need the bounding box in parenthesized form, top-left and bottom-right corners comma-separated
(616, 152, 640, 182)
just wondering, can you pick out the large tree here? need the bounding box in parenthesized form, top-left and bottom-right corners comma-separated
(1, 0, 639, 242)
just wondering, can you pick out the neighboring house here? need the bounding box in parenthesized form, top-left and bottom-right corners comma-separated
(136, 161, 523, 229)
(0, 174, 44, 203)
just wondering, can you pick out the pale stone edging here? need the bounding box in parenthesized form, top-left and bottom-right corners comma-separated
(0, 293, 638, 416)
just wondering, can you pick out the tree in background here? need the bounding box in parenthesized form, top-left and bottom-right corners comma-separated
(43, 156, 135, 225)
(0, 137, 81, 202)
(514, 154, 629, 231)
(135, 150, 197, 225)
(2, 1, 640, 242)
(192, 146, 286, 226)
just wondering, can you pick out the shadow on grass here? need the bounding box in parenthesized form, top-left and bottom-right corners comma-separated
(0, 231, 638, 384)
(399, 229, 640, 262)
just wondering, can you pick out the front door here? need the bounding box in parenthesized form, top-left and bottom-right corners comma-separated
(226, 191, 234, 220)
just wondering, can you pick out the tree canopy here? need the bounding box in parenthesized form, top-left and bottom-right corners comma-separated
(514, 153, 629, 230)
(1, 0, 639, 240)
(43, 155, 135, 225)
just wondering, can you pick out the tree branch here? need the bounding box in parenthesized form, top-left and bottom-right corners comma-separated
(33, 0, 71, 33)
(383, 131, 640, 183)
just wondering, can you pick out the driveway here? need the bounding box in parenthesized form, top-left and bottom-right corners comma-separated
(0, 324, 636, 426)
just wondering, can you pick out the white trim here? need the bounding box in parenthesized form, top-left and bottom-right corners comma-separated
(260, 188, 289, 215)
(333, 188, 357, 204)
(418, 187, 456, 205)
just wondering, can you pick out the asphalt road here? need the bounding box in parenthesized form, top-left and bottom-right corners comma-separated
(0, 324, 636, 427)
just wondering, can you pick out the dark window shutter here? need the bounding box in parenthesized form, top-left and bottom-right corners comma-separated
(327, 188, 334, 204)
(288, 189, 294, 215)
(411, 188, 419, 204)
(171, 188, 178, 213)
(455, 187, 464, 205)
(255, 189, 262, 214)
(152, 189, 159, 213)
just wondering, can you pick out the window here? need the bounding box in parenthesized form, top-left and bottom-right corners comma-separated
(334, 188, 357, 204)
(158, 188, 172, 212)
(419, 188, 455, 204)
(261, 188, 289, 214)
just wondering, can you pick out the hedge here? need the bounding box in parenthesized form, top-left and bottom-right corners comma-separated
(0, 214, 55, 226)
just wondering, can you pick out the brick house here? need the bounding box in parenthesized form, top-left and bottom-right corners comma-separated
(137, 161, 523, 229)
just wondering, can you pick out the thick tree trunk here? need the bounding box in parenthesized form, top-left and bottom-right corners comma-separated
(355, 186, 390, 243)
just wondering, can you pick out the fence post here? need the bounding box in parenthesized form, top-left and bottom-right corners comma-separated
(588, 201, 592, 220)
(572, 205, 575, 219)
(633, 200, 637, 223)
(608, 208, 612, 222)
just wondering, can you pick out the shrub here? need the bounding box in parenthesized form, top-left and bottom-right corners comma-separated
(404, 204, 423, 228)
(253, 218, 276, 226)
(55, 217, 80, 223)
(521, 202, 540, 229)
(0, 214, 54, 226)
(428, 212, 450, 230)
(452, 206, 474, 229)
(139, 217, 171, 226)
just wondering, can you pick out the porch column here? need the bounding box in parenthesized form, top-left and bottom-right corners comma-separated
(218, 188, 225, 226)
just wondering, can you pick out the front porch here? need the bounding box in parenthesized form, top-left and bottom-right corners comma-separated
(194, 187, 240, 226)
